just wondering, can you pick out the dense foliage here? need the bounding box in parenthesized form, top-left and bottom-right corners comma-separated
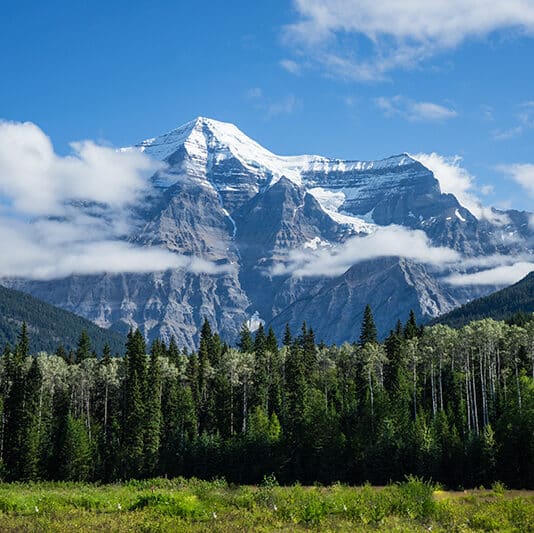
(1, 311, 534, 489)
(0, 478, 533, 532)
(435, 271, 534, 328)
(0, 284, 125, 355)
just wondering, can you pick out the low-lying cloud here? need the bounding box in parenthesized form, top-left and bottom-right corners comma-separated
(271, 225, 460, 278)
(0, 120, 226, 280)
(445, 262, 534, 286)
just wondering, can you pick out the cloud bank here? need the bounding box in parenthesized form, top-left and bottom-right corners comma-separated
(284, 0, 534, 80)
(0, 121, 225, 280)
(445, 262, 534, 286)
(271, 225, 460, 278)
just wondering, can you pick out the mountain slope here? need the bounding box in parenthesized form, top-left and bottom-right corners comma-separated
(0, 284, 125, 354)
(4, 117, 533, 348)
(434, 271, 534, 328)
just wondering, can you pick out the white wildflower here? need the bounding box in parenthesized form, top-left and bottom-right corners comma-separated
(34, 506, 39, 513)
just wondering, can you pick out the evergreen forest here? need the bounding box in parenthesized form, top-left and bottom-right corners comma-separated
(1, 306, 534, 489)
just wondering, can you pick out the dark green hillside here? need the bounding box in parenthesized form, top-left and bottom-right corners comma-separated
(436, 270, 534, 328)
(0, 284, 125, 354)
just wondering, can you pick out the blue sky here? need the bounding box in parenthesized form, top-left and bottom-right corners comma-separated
(1, 0, 533, 211)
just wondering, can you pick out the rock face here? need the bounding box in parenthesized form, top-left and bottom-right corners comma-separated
(5, 117, 534, 348)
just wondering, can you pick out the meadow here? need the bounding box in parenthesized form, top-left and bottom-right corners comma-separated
(0, 477, 532, 532)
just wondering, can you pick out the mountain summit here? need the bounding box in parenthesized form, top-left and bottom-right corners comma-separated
(5, 118, 533, 348)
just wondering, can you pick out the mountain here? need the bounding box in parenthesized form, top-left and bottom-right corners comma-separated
(434, 271, 534, 328)
(0, 284, 125, 354)
(4, 117, 533, 348)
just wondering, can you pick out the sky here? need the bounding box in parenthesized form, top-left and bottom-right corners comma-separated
(0, 0, 533, 283)
(1, 0, 533, 212)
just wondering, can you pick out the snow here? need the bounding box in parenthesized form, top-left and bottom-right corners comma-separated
(308, 187, 375, 233)
(455, 209, 466, 222)
(124, 117, 417, 191)
(308, 187, 346, 212)
(303, 237, 330, 250)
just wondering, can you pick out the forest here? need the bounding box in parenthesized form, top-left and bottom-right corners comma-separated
(1, 306, 534, 489)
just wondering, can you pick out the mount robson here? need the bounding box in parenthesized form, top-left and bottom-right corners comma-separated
(4, 117, 533, 350)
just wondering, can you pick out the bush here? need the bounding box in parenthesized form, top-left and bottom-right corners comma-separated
(130, 492, 204, 519)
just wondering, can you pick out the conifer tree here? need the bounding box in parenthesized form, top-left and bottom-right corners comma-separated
(76, 330, 92, 362)
(167, 336, 180, 366)
(238, 322, 254, 353)
(58, 415, 92, 481)
(283, 323, 292, 346)
(121, 329, 147, 478)
(404, 310, 419, 339)
(360, 304, 378, 346)
(144, 343, 162, 477)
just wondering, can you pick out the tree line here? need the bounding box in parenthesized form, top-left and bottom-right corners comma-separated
(1, 306, 534, 488)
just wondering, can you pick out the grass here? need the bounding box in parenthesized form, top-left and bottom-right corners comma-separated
(0, 477, 531, 531)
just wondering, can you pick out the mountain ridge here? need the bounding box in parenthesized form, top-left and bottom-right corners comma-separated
(4, 117, 533, 349)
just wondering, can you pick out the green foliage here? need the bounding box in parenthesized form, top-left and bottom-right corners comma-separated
(0, 479, 531, 531)
(436, 271, 534, 328)
(0, 285, 125, 355)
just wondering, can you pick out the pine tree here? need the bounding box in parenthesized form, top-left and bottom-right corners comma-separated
(121, 329, 147, 478)
(404, 310, 419, 339)
(167, 337, 180, 366)
(19, 357, 42, 480)
(283, 323, 292, 346)
(238, 322, 254, 353)
(76, 330, 92, 362)
(144, 343, 162, 477)
(360, 305, 378, 346)
(58, 415, 92, 481)
(55, 343, 68, 362)
(4, 324, 38, 480)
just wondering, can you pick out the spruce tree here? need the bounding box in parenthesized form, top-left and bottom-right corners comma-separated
(144, 344, 162, 477)
(283, 323, 292, 346)
(167, 336, 180, 366)
(121, 329, 147, 478)
(58, 415, 92, 481)
(238, 322, 254, 353)
(76, 330, 92, 362)
(404, 310, 419, 339)
(360, 304, 378, 346)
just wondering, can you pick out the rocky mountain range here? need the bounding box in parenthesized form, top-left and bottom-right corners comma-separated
(5, 117, 533, 349)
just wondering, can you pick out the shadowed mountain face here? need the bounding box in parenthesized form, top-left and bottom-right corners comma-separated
(4, 117, 533, 348)
(434, 271, 534, 328)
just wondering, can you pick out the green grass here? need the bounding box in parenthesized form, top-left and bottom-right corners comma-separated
(0, 477, 532, 531)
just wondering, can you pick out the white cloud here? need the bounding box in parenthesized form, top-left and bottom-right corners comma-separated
(493, 101, 534, 140)
(445, 262, 534, 286)
(498, 163, 534, 198)
(0, 121, 161, 215)
(412, 153, 501, 222)
(279, 59, 302, 74)
(284, 0, 534, 79)
(0, 120, 226, 280)
(376, 96, 458, 122)
(271, 225, 460, 278)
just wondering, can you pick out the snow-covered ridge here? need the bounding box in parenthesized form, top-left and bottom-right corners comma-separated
(124, 117, 418, 188)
